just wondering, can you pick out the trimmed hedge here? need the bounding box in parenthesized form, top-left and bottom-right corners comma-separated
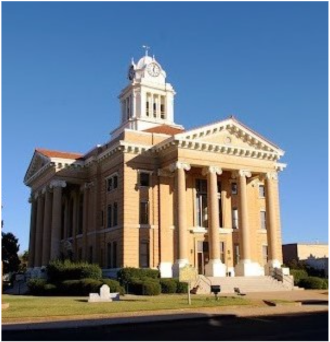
(47, 260, 102, 282)
(290, 269, 308, 286)
(129, 279, 161, 296)
(28, 278, 125, 296)
(117, 267, 160, 285)
(175, 280, 188, 294)
(160, 279, 177, 294)
(298, 276, 328, 290)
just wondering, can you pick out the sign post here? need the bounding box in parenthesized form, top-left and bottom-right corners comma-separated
(179, 266, 198, 305)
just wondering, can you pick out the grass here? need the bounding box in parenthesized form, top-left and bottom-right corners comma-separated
(2, 294, 252, 323)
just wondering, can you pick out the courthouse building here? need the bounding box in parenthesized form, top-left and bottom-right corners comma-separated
(24, 52, 286, 278)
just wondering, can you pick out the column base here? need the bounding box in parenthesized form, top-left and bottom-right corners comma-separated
(172, 259, 189, 278)
(265, 259, 282, 275)
(234, 259, 265, 276)
(159, 262, 173, 278)
(205, 259, 227, 277)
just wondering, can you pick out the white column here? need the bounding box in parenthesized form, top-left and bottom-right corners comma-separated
(34, 192, 44, 267)
(42, 187, 52, 266)
(27, 196, 37, 268)
(203, 166, 226, 277)
(265, 172, 282, 270)
(234, 170, 264, 276)
(50, 180, 66, 260)
(170, 161, 191, 277)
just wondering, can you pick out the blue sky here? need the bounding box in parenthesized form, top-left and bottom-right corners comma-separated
(2, 2, 328, 253)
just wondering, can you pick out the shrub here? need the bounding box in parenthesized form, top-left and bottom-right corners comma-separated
(290, 269, 308, 285)
(47, 260, 102, 282)
(129, 279, 161, 296)
(299, 277, 328, 290)
(160, 279, 177, 294)
(27, 279, 48, 295)
(27, 279, 57, 296)
(175, 280, 188, 293)
(60, 278, 102, 296)
(117, 267, 160, 285)
(102, 279, 125, 295)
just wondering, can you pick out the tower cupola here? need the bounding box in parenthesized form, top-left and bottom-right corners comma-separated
(111, 49, 183, 139)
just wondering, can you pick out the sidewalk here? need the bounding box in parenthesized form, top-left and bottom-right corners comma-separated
(2, 290, 328, 331)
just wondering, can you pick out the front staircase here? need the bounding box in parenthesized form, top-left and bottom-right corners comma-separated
(191, 275, 296, 294)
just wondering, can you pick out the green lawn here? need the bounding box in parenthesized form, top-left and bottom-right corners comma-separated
(2, 294, 253, 322)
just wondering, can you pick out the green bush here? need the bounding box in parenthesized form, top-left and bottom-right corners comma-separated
(27, 279, 57, 296)
(290, 269, 308, 285)
(101, 279, 125, 295)
(60, 278, 103, 296)
(160, 279, 177, 294)
(175, 279, 189, 293)
(47, 260, 102, 282)
(117, 267, 160, 285)
(129, 279, 161, 296)
(299, 277, 328, 290)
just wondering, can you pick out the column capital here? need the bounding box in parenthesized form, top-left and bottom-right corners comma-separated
(265, 172, 278, 181)
(169, 161, 191, 173)
(232, 170, 251, 179)
(80, 181, 94, 191)
(202, 166, 222, 176)
(50, 180, 67, 189)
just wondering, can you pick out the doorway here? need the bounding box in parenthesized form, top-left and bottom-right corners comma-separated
(197, 241, 209, 275)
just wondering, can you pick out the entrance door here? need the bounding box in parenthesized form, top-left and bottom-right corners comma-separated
(197, 241, 209, 275)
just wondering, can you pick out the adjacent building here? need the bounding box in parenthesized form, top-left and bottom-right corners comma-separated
(24, 52, 287, 278)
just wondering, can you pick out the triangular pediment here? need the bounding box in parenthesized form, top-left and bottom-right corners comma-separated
(175, 117, 284, 156)
(24, 150, 51, 185)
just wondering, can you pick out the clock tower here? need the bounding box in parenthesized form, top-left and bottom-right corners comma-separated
(111, 51, 183, 139)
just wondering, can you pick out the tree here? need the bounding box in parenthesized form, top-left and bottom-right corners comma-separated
(18, 250, 29, 272)
(2, 232, 21, 274)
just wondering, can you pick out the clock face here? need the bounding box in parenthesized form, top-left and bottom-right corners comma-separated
(128, 66, 135, 80)
(147, 63, 161, 77)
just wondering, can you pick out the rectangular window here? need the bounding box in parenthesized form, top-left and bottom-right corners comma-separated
(78, 195, 84, 234)
(139, 242, 150, 268)
(196, 179, 208, 228)
(146, 100, 150, 116)
(232, 208, 239, 229)
(139, 201, 149, 225)
(231, 182, 238, 195)
(107, 205, 112, 228)
(126, 96, 130, 120)
(107, 174, 118, 192)
(113, 202, 118, 226)
(139, 172, 150, 187)
(260, 210, 267, 230)
(69, 198, 74, 237)
(89, 246, 93, 264)
(220, 242, 225, 263)
(113, 175, 118, 189)
(259, 185, 266, 198)
(153, 102, 157, 117)
(233, 244, 240, 266)
(107, 243, 112, 268)
(113, 241, 117, 268)
(101, 210, 104, 227)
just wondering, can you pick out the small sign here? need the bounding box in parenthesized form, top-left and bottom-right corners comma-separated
(179, 265, 198, 283)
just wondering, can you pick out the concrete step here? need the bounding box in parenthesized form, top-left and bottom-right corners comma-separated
(192, 276, 293, 294)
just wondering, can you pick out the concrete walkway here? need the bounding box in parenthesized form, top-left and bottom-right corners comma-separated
(2, 290, 328, 331)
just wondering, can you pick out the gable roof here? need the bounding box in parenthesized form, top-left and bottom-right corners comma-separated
(36, 148, 83, 160)
(143, 125, 185, 136)
(24, 148, 84, 186)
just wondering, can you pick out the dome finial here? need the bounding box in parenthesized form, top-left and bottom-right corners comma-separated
(142, 45, 150, 56)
